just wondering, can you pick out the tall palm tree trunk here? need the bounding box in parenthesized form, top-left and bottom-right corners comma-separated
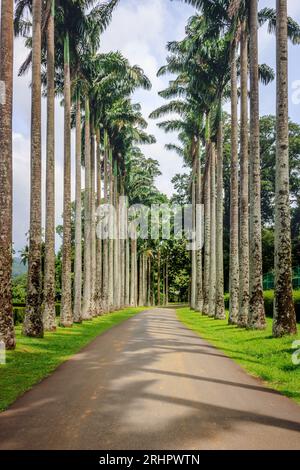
(162, 262, 166, 306)
(215, 117, 226, 319)
(202, 144, 211, 315)
(130, 238, 137, 307)
(166, 259, 169, 306)
(108, 150, 114, 310)
(249, 0, 266, 329)
(102, 134, 109, 313)
(195, 143, 203, 313)
(23, 0, 43, 337)
(138, 254, 143, 306)
(73, 95, 82, 323)
(208, 143, 216, 317)
(119, 183, 126, 308)
(157, 248, 161, 306)
(95, 129, 103, 315)
(238, 20, 250, 328)
(0, 0, 16, 348)
(190, 168, 196, 309)
(90, 122, 96, 316)
(113, 173, 120, 310)
(147, 256, 151, 306)
(43, 0, 56, 331)
(125, 237, 130, 306)
(273, 0, 297, 337)
(228, 42, 239, 325)
(82, 97, 92, 320)
(60, 34, 73, 328)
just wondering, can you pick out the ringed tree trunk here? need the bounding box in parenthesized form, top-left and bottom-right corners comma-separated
(113, 163, 120, 310)
(195, 140, 203, 313)
(90, 120, 96, 316)
(147, 255, 151, 306)
(138, 254, 143, 306)
(157, 248, 161, 306)
(101, 131, 109, 313)
(238, 20, 250, 328)
(125, 236, 130, 306)
(119, 177, 126, 308)
(249, 0, 266, 329)
(108, 149, 114, 310)
(215, 117, 226, 320)
(43, 0, 56, 331)
(130, 237, 137, 307)
(81, 97, 92, 320)
(60, 33, 73, 327)
(228, 42, 239, 325)
(0, 0, 16, 349)
(166, 259, 169, 306)
(95, 128, 103, 315)
(152, 259, 156, 306)
(190, 164, 196, 310)
(273, 0, 297, 337)
(202, 142, 211, 315)
(208, 143, 216, 317)
(23, 0, 44, 338)
(162, 262, 165, 305)
(73, 94, 82, 323)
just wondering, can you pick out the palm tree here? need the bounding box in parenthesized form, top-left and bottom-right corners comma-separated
(43, 0, 56, 331)
(0, 0, 16, 349)
(238, 18, 249, 328)
(23, 0, 44, 338)
(208, 143, 216, 317)
(95, 128, 103, 315)
(82, 96, 92, 320)
(73, 92, 82, 323)
(228, 39, 239, 325)
(273, 0, 297, 337)
(215, 116, 226, 319)
(248, 0, 266, 330)
(102, 130, 109, 312)
(60, 31, 73, 327)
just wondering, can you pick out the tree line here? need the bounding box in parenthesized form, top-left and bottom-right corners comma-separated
(150, 0, 300, 336)
(1, 0, 300, 352)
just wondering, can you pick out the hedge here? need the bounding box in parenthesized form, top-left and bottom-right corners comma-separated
(224, 291, 300, 322)
(13, 304, 61, 325)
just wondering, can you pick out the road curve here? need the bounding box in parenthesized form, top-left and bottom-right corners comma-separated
(0, 308, 299, 450)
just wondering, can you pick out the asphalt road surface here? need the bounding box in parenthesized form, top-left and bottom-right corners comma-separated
(0, 308, 299, 450)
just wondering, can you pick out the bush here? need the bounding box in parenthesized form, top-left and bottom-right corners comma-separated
(12, 304, 61, 325)
(264, 290, 300, 322)
(224, 290, 300, 322)
(13, 307, 25, 325)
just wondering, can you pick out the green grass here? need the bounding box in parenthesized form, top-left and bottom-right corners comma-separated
(176, 307, 300, 404)
(0, 307, 147, 411)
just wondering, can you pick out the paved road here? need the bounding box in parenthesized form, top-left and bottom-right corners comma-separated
(0, 308, 300, 450)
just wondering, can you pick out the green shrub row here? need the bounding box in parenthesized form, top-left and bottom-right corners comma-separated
(224, 291, 300, 322)
(13, 305, 61, 325)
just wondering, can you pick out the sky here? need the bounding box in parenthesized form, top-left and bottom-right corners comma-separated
(11, 0, 300, 252)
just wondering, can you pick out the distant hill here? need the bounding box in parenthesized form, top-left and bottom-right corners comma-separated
(12, 258, 27, 278)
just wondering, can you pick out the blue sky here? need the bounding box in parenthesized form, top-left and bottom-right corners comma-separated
(12, 0, 300, 252)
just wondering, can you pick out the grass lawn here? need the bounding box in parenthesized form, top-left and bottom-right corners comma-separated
(0, 307, 147, 411)
(176, 307, 300, 404)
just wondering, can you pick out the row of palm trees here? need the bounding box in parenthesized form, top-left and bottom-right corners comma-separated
(0, 0, 168, 350)
(152, 0, 299, 336)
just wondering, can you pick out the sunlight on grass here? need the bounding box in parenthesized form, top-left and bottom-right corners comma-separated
(176, 308, 300, 404)
(0, 307, 147, 411)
